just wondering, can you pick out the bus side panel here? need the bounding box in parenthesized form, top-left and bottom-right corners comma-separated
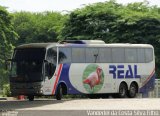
(58, 63, 82, 94)
(139, 61, 155, 95)
(109, 63, 142, 93)
(57, 62, 155, 95)
(68, 63, 117, 94)
(139, 73, 155, 93)
(57, 63, 117, 94)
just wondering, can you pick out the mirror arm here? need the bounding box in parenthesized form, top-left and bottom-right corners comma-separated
(5, 59, 12, 70)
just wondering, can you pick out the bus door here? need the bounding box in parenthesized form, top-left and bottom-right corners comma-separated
(42, 47, 57, 95)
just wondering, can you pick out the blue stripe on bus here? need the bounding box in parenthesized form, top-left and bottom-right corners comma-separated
(56, 64, 82, 94)
(139, 73, 155, 93)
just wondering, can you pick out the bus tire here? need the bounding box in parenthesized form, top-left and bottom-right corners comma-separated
(56, 85, 63, 100)
(28, 95, 34, 101)
(128, 83, 137, 98)
(87, 94, 99, 99)
(118, 83, 127, 98)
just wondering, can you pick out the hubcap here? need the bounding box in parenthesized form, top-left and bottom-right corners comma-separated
(120, 87, 125, 96)
(130, 86, 136, 96)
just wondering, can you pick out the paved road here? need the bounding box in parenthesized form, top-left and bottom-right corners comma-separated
(0, 98, 160, 116)
(0, 98, 160, 110)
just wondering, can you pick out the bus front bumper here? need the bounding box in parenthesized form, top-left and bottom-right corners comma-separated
(10, 82, 43, 96)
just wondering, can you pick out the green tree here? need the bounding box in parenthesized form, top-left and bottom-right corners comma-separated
(61, 0, 160, 75)
(61, 0, 122, 40)
(0, 6, 18, 88)
(13, 11, 68, 45)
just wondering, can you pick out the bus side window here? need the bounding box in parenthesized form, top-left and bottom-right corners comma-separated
(112, 48, 125, 63)
(125, 48, 137, 63)
(145, 48, 153, 62)
(45, 62, 56, 79)
(46, 47, 57, 79)
(137, 48, 145, 63)
(48, 63, 56, 79)
(59, 47, 71, 63)
(86, 48, 99, 63)
(46, 48, 57, 64)
(99, 48, 112, 63)
(72, 48, 85, 63)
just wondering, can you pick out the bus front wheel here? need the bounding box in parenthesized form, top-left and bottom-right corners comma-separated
(118, 83, 127, 98)
(28, 95, 34, 101)
(56, 85, 63, 100)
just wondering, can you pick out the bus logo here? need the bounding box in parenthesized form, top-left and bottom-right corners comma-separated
(83, 64, 104, 93)
(109, 65, 141, 79)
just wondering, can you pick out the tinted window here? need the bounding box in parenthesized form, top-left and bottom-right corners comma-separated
(112, 48, 125, 63)
(125, 48, 137, 63)
(86, 48, 99, 63)
(72, 48, 85, 63)
(99, 48, 112, 63)
(145, 48, 153, 62)
(137, 48, 145, 63)
(46, 47, 57, 63)
(59, 47, 71, 63)
(14, 48, 46, 61)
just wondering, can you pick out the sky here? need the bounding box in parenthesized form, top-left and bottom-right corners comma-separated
(0, 0, 160, 13)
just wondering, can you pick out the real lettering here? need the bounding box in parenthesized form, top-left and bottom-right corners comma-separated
(126, 65, 133, 78)
(109, 65, 141, 79)
(109, 65, 116, 79)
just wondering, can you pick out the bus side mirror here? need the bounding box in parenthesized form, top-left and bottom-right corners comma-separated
(5, 59, 12, 70)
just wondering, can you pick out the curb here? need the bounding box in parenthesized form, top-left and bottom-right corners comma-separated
(0, 97, 7, 100)
(7, 97, 17, 100)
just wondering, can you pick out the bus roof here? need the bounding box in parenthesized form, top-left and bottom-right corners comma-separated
(60, 40, 105, 44)
(16, 40, 153, 49)
(59, 40, 153, 48)
(60, 43, 153, 48)
(16, 43, 57, 49)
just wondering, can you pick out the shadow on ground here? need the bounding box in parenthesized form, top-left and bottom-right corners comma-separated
(0, 99, 71, 110)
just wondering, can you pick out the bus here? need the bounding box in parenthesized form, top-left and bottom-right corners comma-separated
(9, 40, 155, 100)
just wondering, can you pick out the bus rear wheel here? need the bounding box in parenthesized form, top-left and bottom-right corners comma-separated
(56, 85, 63, 100)
(28, 95, 34, 101)
(118, 83, 127, 98)
(128, 83, 137, 98)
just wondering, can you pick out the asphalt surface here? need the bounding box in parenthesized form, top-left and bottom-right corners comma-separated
(0, 98, 160, 116)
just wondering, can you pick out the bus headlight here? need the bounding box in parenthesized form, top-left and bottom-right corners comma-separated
(40, 90, 43, 93)
(33, 85, 43, 89)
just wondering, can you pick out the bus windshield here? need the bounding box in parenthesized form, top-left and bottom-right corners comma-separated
(13, 48, 46, 61)
(10, 48, 46, 82)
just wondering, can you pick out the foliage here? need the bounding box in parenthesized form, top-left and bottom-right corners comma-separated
(1, 0, 160, 96)
(12, 11, 68, 45)
(2, 84, 11, 97)
(61, 0, 160, 75)
(61, 1, 160, 40)
(0, 6, 18, 89)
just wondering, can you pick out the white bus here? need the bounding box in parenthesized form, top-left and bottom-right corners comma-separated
(9, 40, 155, 100)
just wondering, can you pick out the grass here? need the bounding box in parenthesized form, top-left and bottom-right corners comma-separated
(0, 92, 3, 97)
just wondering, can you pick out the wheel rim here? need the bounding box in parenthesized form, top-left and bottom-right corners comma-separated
(120, 87, 125, 96)
(129, 85, 136, 97)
